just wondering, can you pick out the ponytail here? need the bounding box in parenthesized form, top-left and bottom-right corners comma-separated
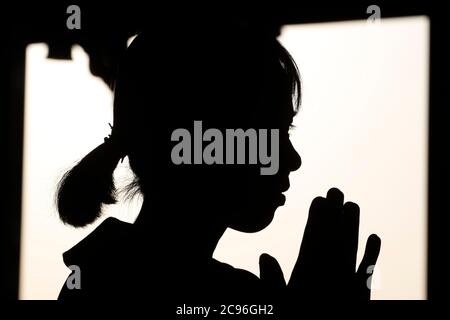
(56, 136, 125, 227)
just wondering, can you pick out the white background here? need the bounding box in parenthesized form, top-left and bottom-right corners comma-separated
(21, 17, 429, 299)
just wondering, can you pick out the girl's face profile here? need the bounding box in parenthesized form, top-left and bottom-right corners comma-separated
(223, 97, 301, 233)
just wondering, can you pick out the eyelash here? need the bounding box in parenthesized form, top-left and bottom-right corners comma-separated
(288, 124, 296, 136)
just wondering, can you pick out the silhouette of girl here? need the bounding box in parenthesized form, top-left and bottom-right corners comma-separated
(56, 17, 380, 306)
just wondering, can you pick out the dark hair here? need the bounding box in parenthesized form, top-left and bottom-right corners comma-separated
(56, 22, 301, 227)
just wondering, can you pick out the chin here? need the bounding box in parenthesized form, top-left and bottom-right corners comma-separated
(229, 201, 280, 233)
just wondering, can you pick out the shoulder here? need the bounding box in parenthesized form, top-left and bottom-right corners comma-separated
(62, 217, 133, 267)
(204, 259, 263, 297)
(209, 259, 260, 282)
(58, 217, 135, 300)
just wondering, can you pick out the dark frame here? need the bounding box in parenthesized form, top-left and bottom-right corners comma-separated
(2, 1, 446, 300)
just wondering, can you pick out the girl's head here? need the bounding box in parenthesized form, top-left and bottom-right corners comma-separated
(57, 19, 301, 232)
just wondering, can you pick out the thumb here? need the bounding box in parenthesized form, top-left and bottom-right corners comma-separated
(259, 253, 286, 290)
(357, 234, 381, 276)
(356, 234, 381, 299)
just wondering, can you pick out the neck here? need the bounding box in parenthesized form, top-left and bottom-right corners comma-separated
(134, 195, 227, 262)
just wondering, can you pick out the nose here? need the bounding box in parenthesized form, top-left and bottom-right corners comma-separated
(288, 140, 301, 172)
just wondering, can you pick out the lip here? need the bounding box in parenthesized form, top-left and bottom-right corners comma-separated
(280, 182, 290, 193)
(279, 193, 286, 205)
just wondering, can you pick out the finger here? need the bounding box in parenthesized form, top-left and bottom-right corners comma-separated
(356, 234, 381, 299)
(357, 234, 381, 275)
(340, 201, 360, 273)
(291, 197, 334, 287)
(259, 253, 286, 290)
(307, 196, 327, 222)
(326, 187, 344, 207)
(301, 197, 329, 253)
(304, 196, 337, 230)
